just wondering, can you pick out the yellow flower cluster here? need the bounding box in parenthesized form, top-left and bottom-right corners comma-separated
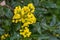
(12, 6, 22, 23)
(12, 3, 36, 24)
(12, 3, 36, 38)
(1, 33, 10, 40)
(20, 27, 31, 38)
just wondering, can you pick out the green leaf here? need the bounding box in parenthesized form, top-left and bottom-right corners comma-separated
(41, 17, 49, 30)
(38, 34, 49, 40)
(15, 22, 21, 31)
(10, 32, 21, 40)
(0, 28, 5, 35)
(32, 22, 41, 34)
(0, 6, 4, 17)
(33, 0, 40, 6)
(41, 2, 57, 8)
(2, 19, 11, 31)
(36, 8, 47, 14)
(48, 36, 59, 40)
(3, 8, 13, 19)
(50, 15, 56, 26)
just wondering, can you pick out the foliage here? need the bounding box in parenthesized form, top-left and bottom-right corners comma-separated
(0, 0, 60, 40)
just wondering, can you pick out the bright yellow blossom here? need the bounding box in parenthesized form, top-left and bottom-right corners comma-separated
(21, 18, 26, 23)
(21, 23, 29, 28)
(14, 6, 21, 14)
(12, 14, 21, 23)
(12, 3, 36, 38)
(1, 34, 10, 40)
(21, 6, 30, 16)
(4, 34, 10, 37)
(12, 14, 21, 19)
(29, 15, 36, 24)
(28, 3, 35, 13)
(1, 35, 5, 40)
(27, 13, 36, 23)
(20, 27, 31, 38)
(23, 13, 36, 24)
(21, 13, 36, 24)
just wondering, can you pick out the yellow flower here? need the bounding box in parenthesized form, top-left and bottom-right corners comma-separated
(4, 34, 9, 37)
(21, 18, 25, 23)
(12, 3, 36, 38)
(26, 12, 31, 18)
(15, 20, 18, 23)
(23, 27, 31, 37)
(1, 35, 5, 40)
(20, 27, 31, 38)
(14, 6, 21, 14)
(22, 33, 26, 38)
(12, 3, 36, 24)
(21, 23, 29, 28)
(12, 20, 15, 22)
(30, 15, 36, 23)
(27, 13, 34, 18)
(55, 34, 60, 37)
(21, 13, 36, 24)
(27, 32, 31, 37)
(12, 14, 21, 23)
(12, 14, 21, 19)
(23, 23, 28, 26)
(21, 6, 30, 16)
(1, 34, 10, 40)
(28, 3, 35, 13)
(24, 27, 29, 32)
(25, 13, 36, 24)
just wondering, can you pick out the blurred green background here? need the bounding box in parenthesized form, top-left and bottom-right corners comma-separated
(0, 0, 60, 40)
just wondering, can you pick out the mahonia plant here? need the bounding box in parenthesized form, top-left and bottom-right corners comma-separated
(12, 3, 36, 38)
